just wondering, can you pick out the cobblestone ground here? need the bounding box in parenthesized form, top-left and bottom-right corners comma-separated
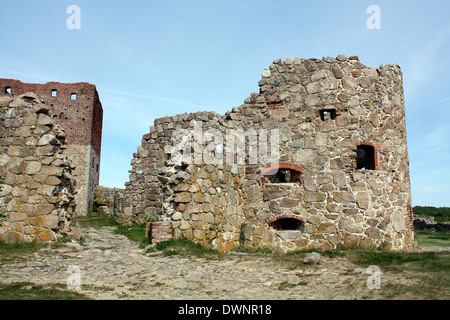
(0, 226, 414, 300)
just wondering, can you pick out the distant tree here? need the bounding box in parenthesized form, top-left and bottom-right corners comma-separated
(413, 206, 450, 223)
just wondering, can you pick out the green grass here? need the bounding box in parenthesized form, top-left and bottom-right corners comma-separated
(0, 242, 42, 253)
(347, 247, 450, 299)
(114, 223, 150, 248)
(415, 230, 450, 247)
(268, 248, 346, 270)
(76, 216, 116, 229)
(0, 282, 92, 300)
(0, 242, 43, 263)
(233, 245, 272, 255)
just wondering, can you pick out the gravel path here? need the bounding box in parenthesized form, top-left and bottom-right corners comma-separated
(0, 226, 413, 300)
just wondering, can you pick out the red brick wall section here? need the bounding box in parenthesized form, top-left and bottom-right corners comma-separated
(261, 162, 304, 175)
(267, 213, 304, 228)
(146, 221, 172, 244)
(0, 78, 103, 156)
(407, 204, 414, 231)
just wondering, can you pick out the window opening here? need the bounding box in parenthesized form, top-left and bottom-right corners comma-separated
(356, 145, 375, 170)
(71, 93, 77, 100)
(320, 109, 336, 121)
(264, 168, 301, 183)
(5, 87, 11, 94)
(51, 89, 57, 97)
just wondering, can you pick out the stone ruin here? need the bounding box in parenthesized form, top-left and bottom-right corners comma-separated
(0, 93, 78, 243)
(0, 54, 415, 251)
(113, 54, 415, 253)
(0, 79, 103, 217)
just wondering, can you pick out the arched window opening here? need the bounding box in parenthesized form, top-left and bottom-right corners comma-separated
(269, 217, 303, 231)
(71, 92, 77, 100)
(261, 162, 303, 184)
(5, 86, 11, 94)
(264, 168, 301, 183)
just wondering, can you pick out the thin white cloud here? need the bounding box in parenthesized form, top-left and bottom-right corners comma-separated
(428, 96, 450, 106)
(101, 87, 206, 110)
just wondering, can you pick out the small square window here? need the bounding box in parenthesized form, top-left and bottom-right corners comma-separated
(320, 109, 337, 121)
(71, 93, 77, 100)
(51, 89, 57, 97)
(5, 87, 12, 94)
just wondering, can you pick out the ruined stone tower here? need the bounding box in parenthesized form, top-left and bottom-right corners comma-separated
(0, 79, 103, 216)
(116, 54, 414, 253)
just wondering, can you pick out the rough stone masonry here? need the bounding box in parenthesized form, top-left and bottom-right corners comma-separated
(115, 54, 415, 253)
(0, 79, 103, 217)
(0, 93, 79, 243)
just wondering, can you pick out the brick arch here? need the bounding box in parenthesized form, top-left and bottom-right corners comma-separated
(261, 162, 303, 175)
(261, 162, 303, 184)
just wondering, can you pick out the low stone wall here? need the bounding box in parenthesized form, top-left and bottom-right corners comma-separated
(145, 221, 172, 243)
(94, 186, 123, 207)
(94, 185, 125, 217)
(0, 93, 79, 243)
(414, 216, 450, 232)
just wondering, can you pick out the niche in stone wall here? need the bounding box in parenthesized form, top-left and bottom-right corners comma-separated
(319, 108, 337, 121)
(268, 214, 304, 231)
(261, 162, 303, 184)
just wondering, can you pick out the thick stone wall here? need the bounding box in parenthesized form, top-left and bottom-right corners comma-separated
(117, 111, 248, 252)
(241, 55, 414, 252)
(0, 79, 103, 216)
(0, 93, 79, 243)
(119, 54, 414, 253)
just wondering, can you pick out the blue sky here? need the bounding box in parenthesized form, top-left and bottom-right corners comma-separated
(0, 0, 449, 206)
